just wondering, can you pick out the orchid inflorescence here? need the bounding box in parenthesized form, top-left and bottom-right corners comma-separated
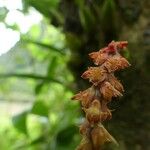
(72, 41, 131, 150)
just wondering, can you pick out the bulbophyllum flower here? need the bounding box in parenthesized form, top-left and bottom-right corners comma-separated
(100, 112, 112, 122)
(89, 51, 109, 65)
(108, 74, 124, 93)
(91, 124, 118, 149)
(107, 40, 128, 53)
(82, 67, 107, 86)
(100, 81, 123, 101)
(79, 120, 90, 135)
(104, 55, 130, 73)
(83, 99, 101, 125)
(100, 100, 112, 121)
(89, 41, 128, 65)
(71, 87, 95, 108)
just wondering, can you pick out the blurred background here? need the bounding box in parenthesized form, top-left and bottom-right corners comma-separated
(0, 0, 149, 150)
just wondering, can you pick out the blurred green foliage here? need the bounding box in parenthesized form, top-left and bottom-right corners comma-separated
(0, 0, 150, 150)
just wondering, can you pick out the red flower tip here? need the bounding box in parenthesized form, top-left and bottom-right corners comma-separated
(117, 41, 128, 49)
(102, 41, 128, 54)
(108, 41, 116, 53)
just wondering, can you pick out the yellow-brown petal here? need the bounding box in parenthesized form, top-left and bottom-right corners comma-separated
(100, 112, 112, 122)
(76, 136, 93, 150)
(89, 51, 109, 65)
(100, 82, 123, 101)
(83, 99, 101, 124)
(104, 56, 130, 73)
(71, 87, 95, 108)
(82, 67, 107, 86)
(79, 120, 90, 135)
(100, 100, 112, 121)
(108, 74, 124, 93)
(91, 124, 118, 149)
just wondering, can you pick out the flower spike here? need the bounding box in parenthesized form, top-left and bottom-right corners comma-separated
(72, 40, 130, 149)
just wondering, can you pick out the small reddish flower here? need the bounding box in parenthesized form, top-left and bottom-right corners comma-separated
(89, 51, 109, 65)
(107, 40, 117, 53)
(100, 112, 112, 122)
(82, 67, 107, 86)
(79, 120, 90, 135)
(104, 55, 130, 73)
(108, 74, 124, 93)
(71, 87, 95, 108)
(91, 124, 118, 149)
(107, 40, 128, 53)
(100, 81, 123, 101)
(101, 100, 112, 121)
(83, 99, 101, 124)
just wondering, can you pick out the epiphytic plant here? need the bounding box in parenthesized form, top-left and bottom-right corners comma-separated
(72, 41, 130, 150)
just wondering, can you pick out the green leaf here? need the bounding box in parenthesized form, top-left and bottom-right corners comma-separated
(79, 6, 95, 31)
(0, 7, 8, 21)
(35, 81, 45, 94)
(22, 0, 60, 17)
(47, 57, 57, 76)
(12, 111, 28, 134)
(22, 38, 65, 55)
(0, 73, 62, 84)
(50, 8, 64, 25)
(75, 0, 84, 7)
(102, 0, 116, 18)
(101, 0, 116, 29)
(31, 101, 49, 117)
(30, 135, 46, 145)
(5, 23, 20, 31)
